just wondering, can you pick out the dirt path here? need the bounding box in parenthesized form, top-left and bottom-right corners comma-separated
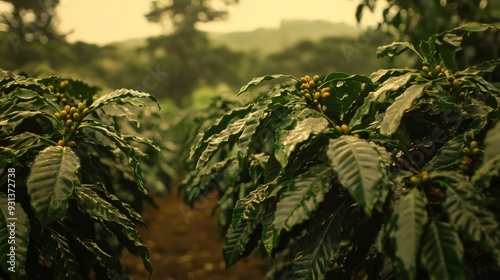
(120, 192, 264, 280)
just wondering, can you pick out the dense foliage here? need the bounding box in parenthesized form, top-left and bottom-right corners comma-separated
(0, 70, 170, 279)
(183, 23, 500, 279)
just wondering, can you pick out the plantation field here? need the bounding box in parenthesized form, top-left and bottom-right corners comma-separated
(121, 193, 263, 280)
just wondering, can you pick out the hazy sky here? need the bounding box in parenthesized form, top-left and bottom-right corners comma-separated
(50, 0, 382, 45)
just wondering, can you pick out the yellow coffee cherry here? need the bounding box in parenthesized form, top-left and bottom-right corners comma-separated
(453, 79, 461, 89)
(61, 98, 67, 103)
(341, 124, 349, 135)
(422, 66, 429, 73)
(435, 65, 441, 73)
(82, 108, 89, 116)
(462, 147, 471, 154)
(66, 119, 73, 127)
(54, 112, 60, 119)
(73, 112, 80, 121)
(57, 140, 64, 146)
(461, 110, 468, 117)
(321, 87, 330, 93)
(305, 93, 312, 100)
(314, 92, 321, 100)
(64, 105, 71, 113)
(67, 141, 76, 147)
(60, 110, 67, 120)
(421, 171, 429, 183)
(321, 92, 330, 99)
(472, 148, 481, 155)
(469, 141, 478, 149)
(410, 176, 420, 185)
(309, 80, 315, 88)
(313, 75, 320, 82)
(70, 107, 77, 115)
(304, 75, 311, 82)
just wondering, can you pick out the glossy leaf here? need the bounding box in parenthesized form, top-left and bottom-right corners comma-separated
(327, 136, 383, 214)
(377, 42, 424, 60)
(237, 74, 297, 96)
(275, 109, 329, 168)
(392, 187, 428, 280)
(273, 165, 334, 233)
(484, 121, 500, 162)
(74, 187, 152, 273)
(73, 236, 125, 279)
(42, 231, 83, 280)
(289, 199, 349, 280)
(231, 184, 271, 229)
(380, 83, 427, 136)
(27, 146, 80, 227)
(89, 88, 158, 112)
(420, 221, 465, 280)
(0, 193, 30, 276)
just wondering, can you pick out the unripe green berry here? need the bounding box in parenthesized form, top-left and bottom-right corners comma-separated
(67, 141, 76, 147)
(61, 98, 67, 103)
(472, 148, 481, 155)
(437, 72, 445, 78)
(458, 164, 469, 171)
(462, 147, 471, 154)
(459, 91, 465, 98)
(334, 125, 342, 135)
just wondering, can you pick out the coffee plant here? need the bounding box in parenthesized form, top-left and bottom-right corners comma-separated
(0, 70, 162, 279)
(184, 23, 500, 279)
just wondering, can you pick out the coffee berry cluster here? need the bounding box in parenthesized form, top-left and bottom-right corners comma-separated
(48, 80, 70, 104)
(458, 140, 481, 175)
(54, 102, 89, 147)
(422, 64, 445, 78)
(299, 75, 331, 105)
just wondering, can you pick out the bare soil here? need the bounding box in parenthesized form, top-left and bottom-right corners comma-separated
(120, 192, 265, 280)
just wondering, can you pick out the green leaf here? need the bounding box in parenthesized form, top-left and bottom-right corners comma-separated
(458, 58, 500, 76)
(484, 121, 500, 162)
(189, 105, 252, 162)
(350, 73, 413, 129)
(89, 88, 159, 112)
(275, 109, 329, 168)
(79, 120, 149, 194)
(392, 188, 428, 280)
(420, 221, 465, 280)
(327, 136, 383, 214)
(0, 193, 30, 276)
(423, 134, 464, 171)
(27, 146, 80, 227)
(237, 74, 298, 96)
(231, 184, 271, 229)
(72, 236, 125, 279)
(472, 155, 500, 189)
(223, 208, 264, 267)
(273, 165, 334, 233)
(42, 230, 83, 280)
(377, 42, 424, 60)
(195, 114, 246, 172)
(261, 206, 279, 254)
(380, 83, 427, 136)
(289, 199, 350, 280)
(74, 186, 152, 273)
(449, 22, 500, 33)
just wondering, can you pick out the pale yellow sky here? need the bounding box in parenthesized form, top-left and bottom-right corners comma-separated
(5, 0, 384, 45)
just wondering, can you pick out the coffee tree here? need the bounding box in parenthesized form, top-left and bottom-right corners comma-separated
(0, 70, 163, 279)
(184, 23, 500, 279)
